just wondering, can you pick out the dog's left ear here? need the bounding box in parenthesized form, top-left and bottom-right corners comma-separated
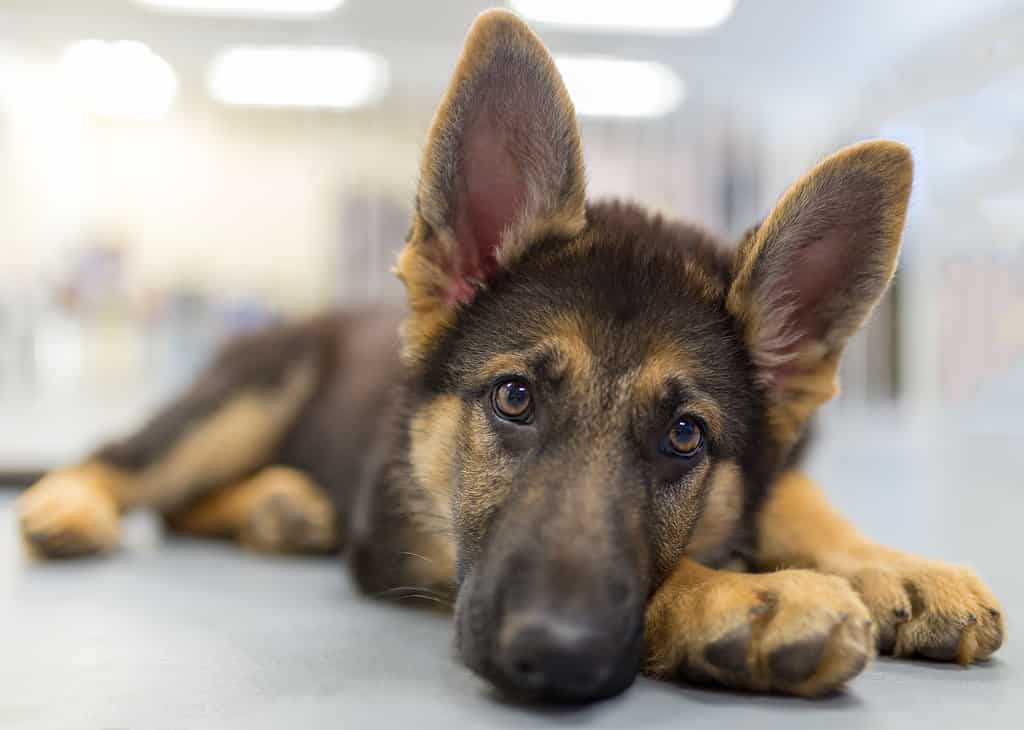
(728, 140, 913, 446)
(397, 9, 585, 361)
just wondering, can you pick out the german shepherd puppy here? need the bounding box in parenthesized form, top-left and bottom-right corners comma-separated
(18, 10, 1004, 703)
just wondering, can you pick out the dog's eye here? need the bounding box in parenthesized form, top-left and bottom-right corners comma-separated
(662, 417, 703, 458)
(492, 379, 533, 422)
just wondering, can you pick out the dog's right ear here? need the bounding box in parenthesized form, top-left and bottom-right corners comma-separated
(397, 9, 586, 362)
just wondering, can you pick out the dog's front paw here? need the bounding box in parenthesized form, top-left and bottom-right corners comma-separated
(646, 568, 874, 696)
(842, 555, 1004, 664)
(18, 469, 120, 558)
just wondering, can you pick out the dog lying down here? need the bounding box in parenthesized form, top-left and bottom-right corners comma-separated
(18, 9, 1004, 703)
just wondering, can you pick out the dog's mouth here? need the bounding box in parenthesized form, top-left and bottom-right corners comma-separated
(454, 567, 645, 703)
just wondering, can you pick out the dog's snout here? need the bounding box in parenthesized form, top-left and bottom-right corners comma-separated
(496, 613, 615, 700)
(455, 513, 650, 702)
(476, 555, 646, 702)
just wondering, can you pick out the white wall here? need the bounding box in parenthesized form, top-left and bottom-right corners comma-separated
(0, 58, 426, 312)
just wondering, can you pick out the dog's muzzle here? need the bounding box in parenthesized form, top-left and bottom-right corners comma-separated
(455, 552, 646, 703)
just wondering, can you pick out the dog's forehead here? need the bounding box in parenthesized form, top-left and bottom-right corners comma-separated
(465, 257, 743, 399)
(502, 218, 737, 369)
(431, 202, 753, 414)
(475, 306, 729, 404)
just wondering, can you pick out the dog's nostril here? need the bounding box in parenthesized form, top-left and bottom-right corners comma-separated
(496, 615, 612, 699)
(505, 650, 545, 692)
(514, 659, 539, 681)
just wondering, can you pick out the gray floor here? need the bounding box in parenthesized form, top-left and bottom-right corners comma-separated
(1, 416, 1020, 730)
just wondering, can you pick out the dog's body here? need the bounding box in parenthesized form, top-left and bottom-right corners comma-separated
(18, 10, 1004, 703)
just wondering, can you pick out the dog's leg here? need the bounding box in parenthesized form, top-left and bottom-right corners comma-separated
(18, 327, 321, 559)
(165, 465, 338, 554)
(756, 471, 1005, 664)
(645, 557, 874, 696)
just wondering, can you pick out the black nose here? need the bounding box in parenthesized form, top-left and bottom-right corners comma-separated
(495, 612, 631, 701)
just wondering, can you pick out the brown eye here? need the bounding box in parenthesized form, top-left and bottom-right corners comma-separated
(662, 417, 703, 458)
(492, 379, 533, 422)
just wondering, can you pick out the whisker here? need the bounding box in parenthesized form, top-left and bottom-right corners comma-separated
(376, 584, 455, 608)
(396, 593, 454, 609)
(400, 551, 435, 564)
(378, 584, 444, 598)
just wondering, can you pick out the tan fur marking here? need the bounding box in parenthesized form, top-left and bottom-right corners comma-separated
(397, 222, 455, 365)
(406, 395, 463, 585)
(18, 462, 126, 557)
(757, 471, 1005, 664)
(168, 466, 337, 554)
(409, 395, 461, 521)
(645, 557, 874, 696)
(546, 315, 595, 382)
(130, 357, 317, 510)
(450, 404, 518, 555)
(686, 462, 743, 564)
(401, 529, 459, 600)
(19, 354, 317, 560)
(762, 352, 840, 447)
(633, 348, 724, 437)
(476, 326, 593, 386)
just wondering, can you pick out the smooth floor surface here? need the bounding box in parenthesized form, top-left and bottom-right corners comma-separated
(1, 418, 1020, 730)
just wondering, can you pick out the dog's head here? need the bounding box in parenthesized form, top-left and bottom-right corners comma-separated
(397, 10, 912, 702)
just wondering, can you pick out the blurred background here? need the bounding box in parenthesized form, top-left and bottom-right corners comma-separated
(0, 0, 1022, 476)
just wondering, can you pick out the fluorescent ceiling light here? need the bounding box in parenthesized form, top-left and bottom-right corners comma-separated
(555, 56, 683, 118)
(136, 0, 345, 18)
(511, 0, 735, 33)
(208, 47, 389, 110)
(61, 40, 177, 121)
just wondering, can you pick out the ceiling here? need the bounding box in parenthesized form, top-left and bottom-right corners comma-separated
(0, 0, 1019, 121)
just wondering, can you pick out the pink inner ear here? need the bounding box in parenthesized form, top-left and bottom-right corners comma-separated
(787, 233, 849, 339)
(447, 122, 526, 306)
(762, 230, 854, 381)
